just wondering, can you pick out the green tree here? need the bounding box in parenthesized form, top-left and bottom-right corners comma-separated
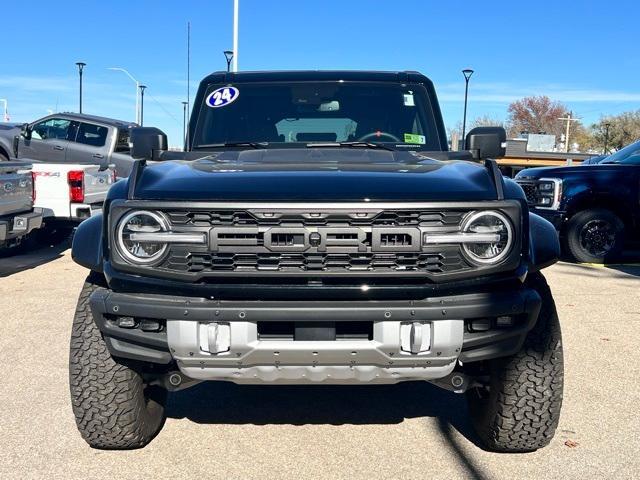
(590, 111, 640, 153)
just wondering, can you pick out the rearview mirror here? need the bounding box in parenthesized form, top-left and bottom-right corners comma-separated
(465, 127, 506, 160)
(130, 127, 168, 160)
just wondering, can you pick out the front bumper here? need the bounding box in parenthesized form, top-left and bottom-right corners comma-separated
(89, 286, 542, 384)
(0, 210, 43, 242)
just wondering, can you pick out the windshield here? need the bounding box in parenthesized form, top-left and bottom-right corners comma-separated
(603, 139, 640, 164)
(192, 81, 441, 150)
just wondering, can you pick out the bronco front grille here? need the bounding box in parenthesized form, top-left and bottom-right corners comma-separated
(166, 250, 466, 274)
(154, 206, 475, 276)
(110, 201, 523, 280)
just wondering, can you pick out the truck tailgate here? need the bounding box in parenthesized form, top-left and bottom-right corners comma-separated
(82, 166, 115, 204)
(32, 163, 115, 218)
(0, 162, 34, 217)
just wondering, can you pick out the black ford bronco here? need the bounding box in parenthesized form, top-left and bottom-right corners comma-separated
(69, 71, 563, 452)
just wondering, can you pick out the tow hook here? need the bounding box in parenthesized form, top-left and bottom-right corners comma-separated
(162, 372, 201, 392)
(429, 372, 473, 393)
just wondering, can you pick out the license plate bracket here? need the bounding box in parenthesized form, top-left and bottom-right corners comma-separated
(294, 322, 336, 341)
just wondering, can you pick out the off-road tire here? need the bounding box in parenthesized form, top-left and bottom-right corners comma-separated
(466, 272, 563, 452)
(565, 208, 624, 263)
(69, 273, 166, 449)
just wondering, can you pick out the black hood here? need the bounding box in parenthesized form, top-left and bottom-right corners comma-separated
(516, 163, 624, 179)
(132, 148, 499, 202)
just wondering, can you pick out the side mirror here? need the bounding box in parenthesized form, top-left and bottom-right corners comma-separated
(21, 123, 32, 140)
(465, 126, 506, 160)
(130, 127, 168, 160)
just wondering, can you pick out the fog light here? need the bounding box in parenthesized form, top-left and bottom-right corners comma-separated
(117, 316, 136, 328)
(140, 319, 162, 332)
(496, 316, 514, 327)
(470, 319, 491, 332)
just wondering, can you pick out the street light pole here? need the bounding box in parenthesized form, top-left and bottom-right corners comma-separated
(182, 101, 188, 150)
(224, 50, 234, 72)
(139, 85, 147, 126)
(76, 62, 86, 114)
(603, 122, 611, 155)
(232, 0, 239, 72)
(461, 69, 474, 149)
(108, 67, 140, 124)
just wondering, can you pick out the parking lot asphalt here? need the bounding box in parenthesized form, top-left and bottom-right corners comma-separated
(1, 244, 639, 480)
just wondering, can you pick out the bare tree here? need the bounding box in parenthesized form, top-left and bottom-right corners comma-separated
(507, 96, 570, 139)
(449, 116, 504, 141)
(470, 115, 505, 129)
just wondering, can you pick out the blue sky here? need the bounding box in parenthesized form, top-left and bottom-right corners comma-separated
(2, 0, 639, 147)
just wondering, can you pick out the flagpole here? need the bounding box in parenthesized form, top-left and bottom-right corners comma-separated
(232, 0, 239, 72)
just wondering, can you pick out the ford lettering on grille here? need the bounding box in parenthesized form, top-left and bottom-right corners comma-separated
(210, 227, 421, 253)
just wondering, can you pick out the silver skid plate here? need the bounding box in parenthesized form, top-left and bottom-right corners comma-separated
(167, 319, 464, 384)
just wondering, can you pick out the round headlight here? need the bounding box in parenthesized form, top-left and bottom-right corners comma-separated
(461, 211, 513, 265)
(116, 210, 169, 265)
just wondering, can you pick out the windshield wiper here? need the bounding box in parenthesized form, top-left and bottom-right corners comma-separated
(193, 142, 269, 150)
(306, 141, 395, 152)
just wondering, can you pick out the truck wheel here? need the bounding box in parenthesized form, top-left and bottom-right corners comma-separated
(69, 274, 166, 449)
(565, 208, 624, 263)
(466, 273, 563, 452)
(0, 151, 8, 162)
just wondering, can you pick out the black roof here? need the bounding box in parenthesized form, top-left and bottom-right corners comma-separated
(199, 70, 433, 86)
(57, 112, 136, 128)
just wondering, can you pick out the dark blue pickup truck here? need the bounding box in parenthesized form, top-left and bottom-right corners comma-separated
(516, 140, 640, 263)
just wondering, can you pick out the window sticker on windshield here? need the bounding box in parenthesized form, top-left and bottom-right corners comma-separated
(206, 86, 240, 108)
(403, 93, 415, 106)
(404, 133, 425, 144)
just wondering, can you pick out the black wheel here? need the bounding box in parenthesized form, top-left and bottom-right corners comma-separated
(0, 151, 8, 162)
(565, 208, 624, 263)
(466, 273, 564, 452)
(69, 274, 166, 449)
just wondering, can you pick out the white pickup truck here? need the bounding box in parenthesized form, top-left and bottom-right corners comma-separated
(0, 162, 43, 248)
(32, 163, 116, 223)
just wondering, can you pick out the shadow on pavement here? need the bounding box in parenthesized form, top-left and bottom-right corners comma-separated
(0, 234, 72, 277)
(555, 261, 640, 279)
(437, 418, 493, 480)
(168, 381, 491, 478)
(604, 264, 640, 278)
